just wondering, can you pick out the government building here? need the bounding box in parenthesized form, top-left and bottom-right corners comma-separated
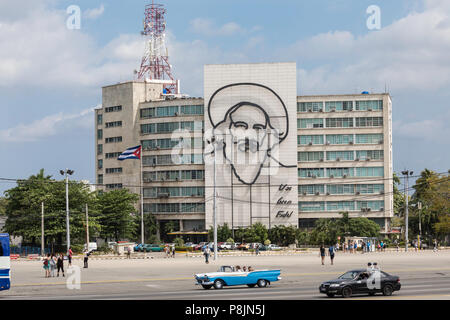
(95, 62, 393, 240)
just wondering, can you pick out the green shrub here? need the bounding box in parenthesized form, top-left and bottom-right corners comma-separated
(174, 246, 193, 252)
(226, 238, 234, 243)
(174, 237, 184, 247)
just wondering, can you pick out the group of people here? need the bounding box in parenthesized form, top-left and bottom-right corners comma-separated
(164, 245, 176, 258)
(235, 265, 254, 272)
(319, 245, 336, 265)
(42, 253, 66, 278)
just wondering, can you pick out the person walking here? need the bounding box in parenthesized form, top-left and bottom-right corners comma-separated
(126, 246, 131, 259)
(433, 239, 438, 252)
(57, 253, 65, 277)
(361, 241, 366, 254)
(354, 242, 357, 253)
(380, 241, 384, 252)
(255, 244, 260, 256)
(68, 247, 73, 267)
(343, 242, 347, 253)
(43, 253, 50, 278)
(49, 254, 56, 277)
(83, 249, 89, 268)
(329, 244, 335, 265)
(319, 245, 326, 265)
(204, 245, 211, 264)
(171, 245, 176, 258)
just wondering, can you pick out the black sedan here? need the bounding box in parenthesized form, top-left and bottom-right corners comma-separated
(319, 269, 401, 298)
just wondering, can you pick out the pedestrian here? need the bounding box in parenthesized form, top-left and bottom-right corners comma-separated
(165, 245, 170, 258)
(49, 254, 56, 277)
(343, 242, 347, 253)
(336, 242, 340, 252)
(255, 244, 260, 256)
(380, 241, 384, 252)
(354, 242, 357, 253)
(171, 245, 176, 258)
(433, 239, 438, 252)
(204, 245, 211, 264)
(329, 244, 335, 265)
(43, 253, 50, 278)
(127, 246, 131, 259)
(414, 241, 418, 252)
(361, 241, 366, 254)
(68, 247, 73, 267)
(319, 245, 325, 265)
(83, 249, 89, 268)
(57, 253, 65, 277)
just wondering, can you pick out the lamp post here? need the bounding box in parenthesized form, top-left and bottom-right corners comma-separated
(401, 170, 413, 252)
(60, 169, 74, 253)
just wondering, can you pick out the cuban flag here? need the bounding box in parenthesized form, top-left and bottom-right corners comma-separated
(118, 145, 142, 161)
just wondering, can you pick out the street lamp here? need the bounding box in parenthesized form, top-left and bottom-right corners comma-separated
(60, 169, 74, 253)
(401, 170, 413, 252)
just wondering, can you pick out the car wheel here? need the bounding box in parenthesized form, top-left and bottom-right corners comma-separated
(202, 285, 212, 290)
(257, 279, 268, 288)
(382, 284, 393, 296)
(247, 284, 256, 288)
(214, 280, 224, 289)
(341, 286, 352, 298)
(368, 292, 376, 296)
(326, 293, 335, 298)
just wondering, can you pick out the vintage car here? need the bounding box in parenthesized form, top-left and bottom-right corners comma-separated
(195, 265, 281, 289)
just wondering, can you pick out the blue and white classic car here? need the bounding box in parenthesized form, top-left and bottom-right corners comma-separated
(195, 266, 281, 289)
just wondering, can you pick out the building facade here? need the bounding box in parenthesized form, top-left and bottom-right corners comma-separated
(95, 63, 393, 237)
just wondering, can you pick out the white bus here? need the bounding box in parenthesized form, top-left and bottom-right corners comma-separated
(0, 233, 10, 291)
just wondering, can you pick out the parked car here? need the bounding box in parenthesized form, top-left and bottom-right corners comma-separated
(185, 242, 196, 248)
(108, 242, 117, 249)
(219, 242, 234, 250)
(83, 242, 97, 253)
(319, 268, 401, 298)
(195, 265, 282, 289)
(249, 243, 263, 250)
(237, 243, 250, 250)
(266, 244, 282, 251)
(133, 244, 143, 252)
(143, 244, 164, 252)
(194, 242, 208, 251)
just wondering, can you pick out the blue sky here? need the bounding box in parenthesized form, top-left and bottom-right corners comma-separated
(0, 0, 449, 193)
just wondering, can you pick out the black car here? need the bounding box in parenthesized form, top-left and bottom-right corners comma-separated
(319, 269, 401, 298)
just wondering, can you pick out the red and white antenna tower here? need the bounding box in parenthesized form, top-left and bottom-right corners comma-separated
(136, 1, 179, 94)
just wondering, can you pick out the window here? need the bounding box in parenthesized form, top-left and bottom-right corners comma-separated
(326, 151, 354, 161)
(355, 167, 384, 177)
(298, 135, 324, 145)
(181, 170, 205, 180)
(97, 174, 103, 185)
(297, 102, 324, 112)
(180, 105, 204, 115)
(298, 118, 324, 128)
(327, 168, 354, 177)
(105, 167, 122, 174)
(181, 121, 203, 131)
(105, 121, 122, 128)
(181, 187, 205, 197)
(357, 201, 384, 211)
(325, 101, 353, 112)
(141, 108, 155, 119)
(157, 106, 179, 117)
(181, 203, 205, 213)
(355, 134, 383, 144)
(325, 134, 353, 145)
(326, 201, 355, 211)
(355, 184, 384, 194)
(106, 183, 122, 189)
(157, 122, 180, 133)
(97, 129, 103, 140)
(298, 168, 325, 178)
(327, 184, 355, 195)
(105, 152, 122, 159)
(141, 123, 156, 134)
(355, 100, 382, 111)
(298, 185, 325, 195)
(105, 105, 122, 113)
(97, 159, 103, 169)
(105, 136, 122, 143)
(157, 170, 179, 181)
(356, 150, 384, 160)
(298, 151, 324, 162)
(326, 118, 353, 128)
(97, 144, 103, 155)
(97, 114, 103, 125)
(298, 202, 325, 212)
(355, 117, 383, 127)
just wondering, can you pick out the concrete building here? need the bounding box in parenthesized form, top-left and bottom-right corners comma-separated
(95, 62, 393, 239)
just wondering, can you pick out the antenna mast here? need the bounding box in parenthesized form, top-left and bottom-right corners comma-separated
(137, 1, 178, 94)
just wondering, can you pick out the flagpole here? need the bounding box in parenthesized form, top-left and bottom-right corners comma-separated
(140, 146, 144, 245)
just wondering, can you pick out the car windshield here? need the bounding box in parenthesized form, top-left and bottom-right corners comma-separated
(338, 271, 360, 280)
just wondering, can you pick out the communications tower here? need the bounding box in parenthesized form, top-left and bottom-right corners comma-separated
(136, 2, 179, 94)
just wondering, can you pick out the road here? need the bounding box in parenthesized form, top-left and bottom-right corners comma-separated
(2, 250, 450, 300)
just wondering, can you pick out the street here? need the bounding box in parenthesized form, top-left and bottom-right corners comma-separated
(2, 250, 450, 300)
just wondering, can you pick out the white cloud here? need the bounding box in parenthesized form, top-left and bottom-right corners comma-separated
(0, 108, 96, 143)
(84, 4, 105, 20)
(189, 18, 245, 36)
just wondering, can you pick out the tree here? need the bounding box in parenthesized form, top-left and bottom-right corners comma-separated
(269, 225, 297, 246)
(208, 224, 233, 242)
(134, 213, 159, 244)
(4, 169, 99, 246)
(97, 189, 139, 242)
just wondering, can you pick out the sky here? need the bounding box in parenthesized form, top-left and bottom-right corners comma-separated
(0, 0, 449, 194)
